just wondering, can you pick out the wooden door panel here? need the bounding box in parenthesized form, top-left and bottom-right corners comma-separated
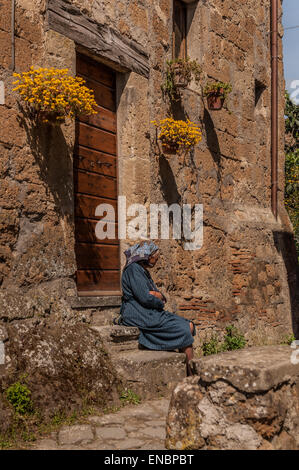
(74, 53, 120, 294)
(76, 243, 119, 270)
(75, 170, 117, 199)
(77, 75, 115, 111)
(76, 54, 115, 88)
(74, 146, 116, 178)
(76, 270, 120, 292)
(75, 218, 118, 245)
(78, 105, 116, 133)
(75, 194, 118, 221)
(78, 122, 116, 155)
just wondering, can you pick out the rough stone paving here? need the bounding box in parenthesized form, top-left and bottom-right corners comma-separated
(30, 398, 169, 450)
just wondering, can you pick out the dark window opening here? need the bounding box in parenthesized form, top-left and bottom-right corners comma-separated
(255, 79, 266, 106)
(173, 0, 187, 60)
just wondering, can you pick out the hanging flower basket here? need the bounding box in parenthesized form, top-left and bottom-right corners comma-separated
(161, 57, 202, 100)
(172, 64, 190, 89)
(161, 142, 180, 155)
(206, 89, 225, 110)
(151, 117, 202, 156)
(13, 66, 98, 126)
(36, 109, 66, 125)
(203, 81, 232, 111)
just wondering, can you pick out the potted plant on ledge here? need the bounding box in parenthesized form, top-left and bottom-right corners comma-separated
(151, 117, 202, 155)
(161, 57, 202, 101)
(13, 66, 98, 125)
(203, 81, 232, 110)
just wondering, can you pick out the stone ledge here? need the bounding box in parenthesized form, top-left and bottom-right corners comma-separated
(191, 345, 299, 393)
(68, 296, 122, 309)
(91, 325, 140, 343)
(116, 350, 185, 364)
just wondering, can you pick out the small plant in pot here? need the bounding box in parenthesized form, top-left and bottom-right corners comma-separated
(203, 81, 232, 110)
(161, 57, 202, 101)
(151, 117, 202, 155)
(13, 66, 98, 125)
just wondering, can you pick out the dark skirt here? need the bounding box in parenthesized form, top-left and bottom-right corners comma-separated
(120, 307, 196, 351)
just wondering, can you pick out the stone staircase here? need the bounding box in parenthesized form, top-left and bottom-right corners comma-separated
(90, 323, 187, 399)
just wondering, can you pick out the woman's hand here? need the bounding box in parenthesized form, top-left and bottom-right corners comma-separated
(149, 290, 166, 302)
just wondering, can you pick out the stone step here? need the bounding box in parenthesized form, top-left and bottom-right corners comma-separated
(90, 325, 140, 352)
(90, 324, 187, 399)
(112, 349, 186, 399)
(69, 295, 121, 326)
(90, 308, 121, 326)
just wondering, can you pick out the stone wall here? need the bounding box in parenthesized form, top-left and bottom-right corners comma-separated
(0, 0, 298, 340)
(166, 346, 299, 450)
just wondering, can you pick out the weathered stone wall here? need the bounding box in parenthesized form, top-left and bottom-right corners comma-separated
(0, 319, 122, 434)
(0, 0, 298, 341)
(166, 346, 299, 450)
(0, 0, 77, 322)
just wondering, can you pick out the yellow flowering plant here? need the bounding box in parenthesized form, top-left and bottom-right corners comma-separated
(12, 66, 98, 125)
(151, 117, 202, 154)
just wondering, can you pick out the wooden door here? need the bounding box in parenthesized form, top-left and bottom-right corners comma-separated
(74, 53, 120, 295)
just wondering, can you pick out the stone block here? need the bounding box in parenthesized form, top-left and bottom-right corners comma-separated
(58, 425, 94, 445)
(114, 350, 186, 399)
(129, 1, 148, 32)
(0, 321, 122, 434)
(95, 426, 126, 440)
(33, 438, 59, 450)
(140, 426, 166, 440)
(15, 6, 42, 43)
(166, 346, 299, 450)
(114, 438, 146, 450)
(0, 2, 10, 32)
(0, 31, 11, 68)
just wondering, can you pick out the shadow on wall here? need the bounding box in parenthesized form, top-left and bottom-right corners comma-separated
(116, 71, 130, 112)
(203, 107, 223, 193)
(169, 96, 189, 122)
(16, 101, 74, 226)
(273, 230, 299, 338)
(158, 155, 181, 206)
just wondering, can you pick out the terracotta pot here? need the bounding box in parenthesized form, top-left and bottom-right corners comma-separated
(161, 142, 179, 155)
(206, 87, 225, 110)
(172, 64, 190, 89)
(37, 110, 66, 125)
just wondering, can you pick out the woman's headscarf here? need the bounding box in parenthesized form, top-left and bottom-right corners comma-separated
(123, 240, 159, 269)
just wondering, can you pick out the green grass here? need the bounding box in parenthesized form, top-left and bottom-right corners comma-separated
(201, 325, 247, 356)
(280, 333, 296, 346)
(202, 334, 223, 356)
(119, 389, 141, 406)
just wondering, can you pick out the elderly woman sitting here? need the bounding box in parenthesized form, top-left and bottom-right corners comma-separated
(116, 240, 196, 375)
